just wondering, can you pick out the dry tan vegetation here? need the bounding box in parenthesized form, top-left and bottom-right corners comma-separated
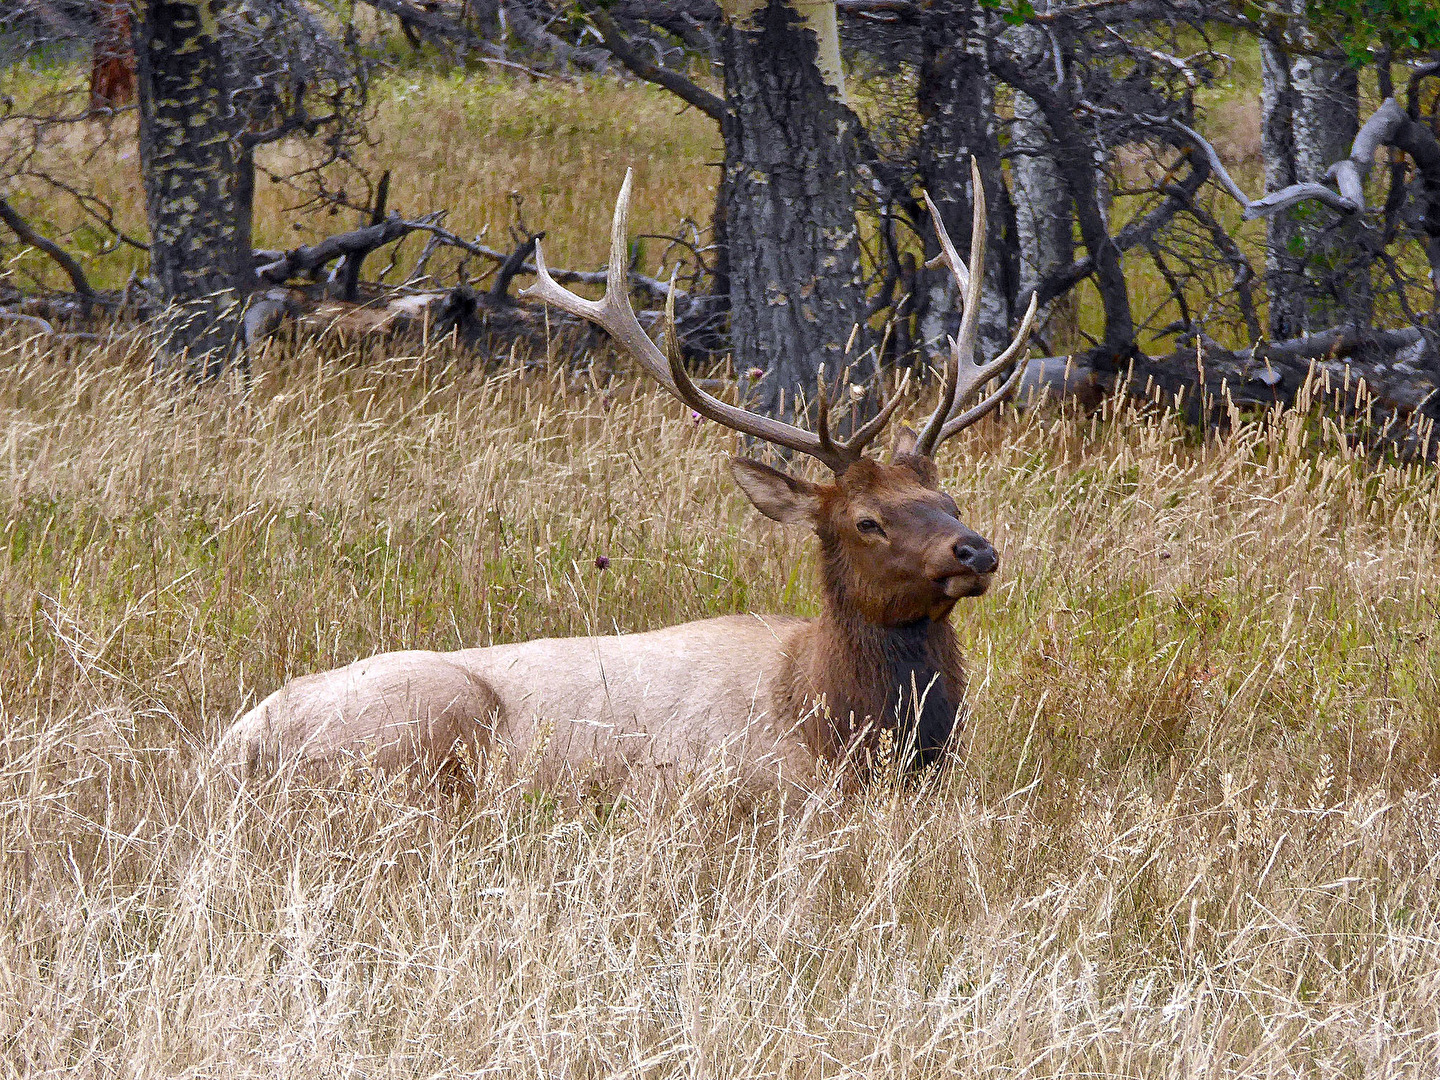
(0, 68, 720, 292)
(3, 327, 1440, 1076)
(5, 39, 1440, 1077)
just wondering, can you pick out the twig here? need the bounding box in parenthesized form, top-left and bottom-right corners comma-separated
(353, 0, 559, 79)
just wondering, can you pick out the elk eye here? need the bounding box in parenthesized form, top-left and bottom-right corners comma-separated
(857, 518, 885, 537)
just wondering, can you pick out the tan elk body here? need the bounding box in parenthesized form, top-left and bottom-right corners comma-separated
(219, 167, 1037, 794)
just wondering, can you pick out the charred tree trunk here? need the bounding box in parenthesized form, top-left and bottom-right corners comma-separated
(915, 0, 1013, 365)
(721, 1, 867, 420)
(134, 0, 255, 377)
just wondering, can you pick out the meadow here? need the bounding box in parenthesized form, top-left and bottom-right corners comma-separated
(3, 48, 1440, 1080)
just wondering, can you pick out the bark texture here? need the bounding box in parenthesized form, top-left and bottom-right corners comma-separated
(135, 0, 254, 376)
(1291, 46, 1366, 330)
(1259, 37, 1303, 338)
(989, 49, 1134, 366)
(1006, 24, 1074, 341)
(722, 1, 868, 421)
(915, 0, 1012, 364)
(1260, 13, 1366, 337)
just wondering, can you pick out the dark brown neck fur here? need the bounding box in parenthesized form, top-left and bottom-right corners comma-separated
(792, 537, 967, 769)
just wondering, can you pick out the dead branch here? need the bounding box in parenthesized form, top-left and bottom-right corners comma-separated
(489, 232, 544, 302)
(0, 197, 94, 310)
(255, 211, 440, 284)
(352, 0, 556, 78)
(0, 308, 56, 334)
(404, 219, 690, 303)
(332, 169, 390, 301)
(1162, 100, 1412, 221)
(584, 7, 724, 122)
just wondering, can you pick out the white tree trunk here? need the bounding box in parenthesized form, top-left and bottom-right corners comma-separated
(1260, 37, 1303, 339)
(1007, 25, 1074, 341)
(916, 1, 1010, 365)
(1261, 4, 1366, 336)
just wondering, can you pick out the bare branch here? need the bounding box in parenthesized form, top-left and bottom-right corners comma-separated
(585, 8, 723, 122)
(405, 219, 690, 303)
(1161, 100, 1411, 221)
(256, 212, 441, 284)
(0, 308, 56, 334)
(353, 0, 558, 78)
(0, 196, 94, 308)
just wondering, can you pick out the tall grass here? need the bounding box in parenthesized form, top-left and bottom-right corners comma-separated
(2, 329, 1440, 1076)
(0, 67, 720, 293)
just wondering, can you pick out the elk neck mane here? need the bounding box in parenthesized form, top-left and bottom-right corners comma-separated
(805, 530, 966, 768)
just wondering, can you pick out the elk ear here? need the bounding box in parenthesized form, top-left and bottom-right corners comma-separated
(889, 425, 919, 459)
(729, 457, 821, 525)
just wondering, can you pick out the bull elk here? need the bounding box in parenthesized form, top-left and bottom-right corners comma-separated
(219, 165, 1037, 794)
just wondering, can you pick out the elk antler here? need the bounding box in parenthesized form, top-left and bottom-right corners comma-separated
(519, 169, 908, 475)
(912, 160, 1039, 458)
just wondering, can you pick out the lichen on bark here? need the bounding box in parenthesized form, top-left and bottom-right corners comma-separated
(721, 0, 868, 423)
(135, 0, 255, 377)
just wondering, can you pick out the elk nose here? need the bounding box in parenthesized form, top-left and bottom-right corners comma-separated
(953, 539, 998, 575)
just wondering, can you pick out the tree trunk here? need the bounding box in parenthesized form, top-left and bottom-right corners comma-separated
(1289, 46, 1366, 330)
(1005, 24, 1074, 343)
(134, 0, 255, 377)
(1261, 10, 1367, 337)
(1259, 37, 1305, 339)
(720, 1, 868, 421)
(989, 49, 1134, 367)
(915, 0, 1012, 365)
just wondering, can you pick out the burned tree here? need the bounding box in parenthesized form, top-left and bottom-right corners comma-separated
(720, 1, 870, 418)
(134, 0, 256, 373)
(137, 0, 369, 375)
(1, 0, 368, 374)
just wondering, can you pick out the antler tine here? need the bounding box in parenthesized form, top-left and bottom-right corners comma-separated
(846, 367, 912, 451)
(814, 365, 834, 457)
(522, 169, 676, 392)
(912, 158, 1036, 456)
(914, 163, 987, 456)
(526, 171, 907, 475)
(810, 363, 910, 461)
(660, 278, 854, 473)
(912, 191, 963, 456)
(936, 291, 1039, 443)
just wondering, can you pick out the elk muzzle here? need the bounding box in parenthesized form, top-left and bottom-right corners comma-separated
(934, 530, 999, 599)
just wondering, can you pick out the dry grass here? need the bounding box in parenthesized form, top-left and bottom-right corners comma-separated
(0, 66, 720, 293)
(3, 329, 1440, 1076)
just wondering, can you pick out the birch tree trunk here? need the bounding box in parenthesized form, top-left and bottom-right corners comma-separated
(1260, 37, 1305, 339)
(134, 0, 255, 377)
(1289, 46, 1366, 330)
(915, 0, 1012, 365)
(1260, 7, 1366, 337)
(720, 0, 868, 421)
(1006, 24, 1074, 343)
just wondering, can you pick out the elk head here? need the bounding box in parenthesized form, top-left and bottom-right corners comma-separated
(520, 165, 1037, 629)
